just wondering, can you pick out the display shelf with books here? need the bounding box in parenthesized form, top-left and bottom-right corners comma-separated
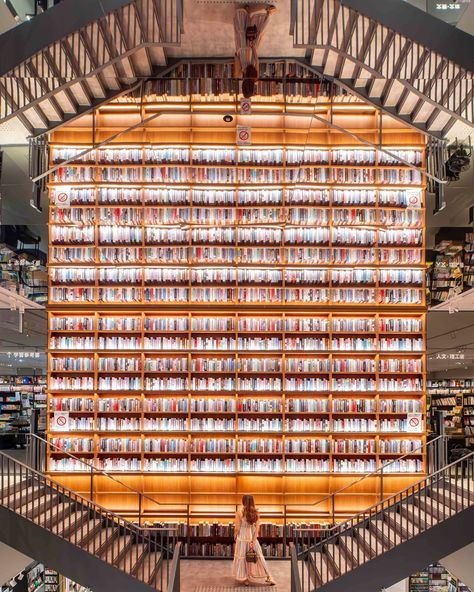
(48, 143, 425, 308)
(47, 310, 426, 474)
(0, 376, 47, 441)
(47, 104, 427, 523)
(409, 565, 463, 592)
(429, 240, 464, 305)
(464, 232, 474, 289)
(139, 518, 331, 558)
(427, 379, 472, 438)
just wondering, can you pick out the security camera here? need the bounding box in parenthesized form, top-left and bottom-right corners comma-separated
(223, 114, 234, 123)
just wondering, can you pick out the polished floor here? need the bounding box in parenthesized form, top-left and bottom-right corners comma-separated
(181, 559, 290, 591)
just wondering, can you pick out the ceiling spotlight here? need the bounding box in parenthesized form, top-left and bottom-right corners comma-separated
(223, 115, 234, 123)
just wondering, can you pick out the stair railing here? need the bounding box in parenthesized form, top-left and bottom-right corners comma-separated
(0, 450, 177, 592)
(295, 449, 474, 592)
(27, 433, 188, 523)
(287, 434, 448, 525)
(27, 433, 448, 528)
(167, 542, 182, 592)
(290, 542, 303, 592)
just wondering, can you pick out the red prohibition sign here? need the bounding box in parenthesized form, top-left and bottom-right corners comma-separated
(409, 417, 420, 428)
(408, 195, 418, 205)
(241, 101, 251, 113)
(239, 130, 250, 142)
(57, 192, 69, 203)
(56, 415, 67, 427)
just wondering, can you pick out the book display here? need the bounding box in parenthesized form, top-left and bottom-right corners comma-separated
(464, 232, 474, 289)
(430, 241, 464, 305)
(47, 100, 427, 553)
(427, 379, 473, 439)
(0, 376, 47, 443)
(409, 565, 463, 592)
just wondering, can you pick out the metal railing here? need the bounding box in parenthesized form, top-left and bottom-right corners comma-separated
(286, 434, 448, 524)
(26, 433, 452, 562)
(27, 433, 186, 524)
(0, 0, 184, 121)
(290, 542, 303, 592)
(28, 433, 447, 525)
(293, 450, 474, 591)
(290, 0, 474, 124)
(0, 451, 177, 592)
(167, 542, 182, 592)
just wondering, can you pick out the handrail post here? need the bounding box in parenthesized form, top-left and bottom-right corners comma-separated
(289, 542, 302, 592)
(380, 465, 384, 502)
(138, 492, 143, 526)
(90, 463, 94, 502)
(331, 493, 335, 524)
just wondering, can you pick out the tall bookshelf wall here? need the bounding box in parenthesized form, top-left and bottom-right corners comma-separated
(47, 101, 427, 529)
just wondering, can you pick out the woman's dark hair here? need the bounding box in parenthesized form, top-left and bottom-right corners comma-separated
(242, 494, 258, 525)
(242, 78, 256, 99)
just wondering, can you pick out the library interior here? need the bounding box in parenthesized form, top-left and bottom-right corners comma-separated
(0, 1, 474, 591)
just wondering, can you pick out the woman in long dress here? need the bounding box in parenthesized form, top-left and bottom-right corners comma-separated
(232, 494, 276, 586)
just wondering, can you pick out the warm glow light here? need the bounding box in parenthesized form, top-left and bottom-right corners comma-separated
(286, 105, 328, 112)
(193, 104, 236, 111)
(331, 104, 377, 111)
(248, 104, 283, 111)
(99, 104, 141, 111)
(144, 104, 189, 111)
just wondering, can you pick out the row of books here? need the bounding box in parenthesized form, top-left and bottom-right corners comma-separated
(48, 457, 423, 473)
(49, 356, 423, 374)
(52, 418, 422, 433)
(50, 314, 423, 333)
(50, 246, 424, 265)
(49, 286, 425, 304)
(51, 165, 422, 184)
(50, 207, 423, 228)
(49, 266, 424, 285)
(50, 436, 424, 453)
(50, 187, 422, 207)
(50, 225, 423, 246)
(51, 147, 422, 166)
(49, 335, 424, 351)
(49, 398, 423, 414)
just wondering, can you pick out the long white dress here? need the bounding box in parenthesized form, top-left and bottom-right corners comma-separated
(232, 508, 273, 583)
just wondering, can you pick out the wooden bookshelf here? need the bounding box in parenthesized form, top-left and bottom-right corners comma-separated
(47, 101, 427, 550)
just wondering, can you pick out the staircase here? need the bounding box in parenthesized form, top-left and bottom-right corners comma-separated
(290, 0, 474, 138)
(291, 451, 474, 592)
(0, 452, 180, 592)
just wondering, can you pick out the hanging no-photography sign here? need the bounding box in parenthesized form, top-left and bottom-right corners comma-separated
(236, 125, 252, 146)
(407, 413, 423, 433)
(54, 190, 71, 207)
(53, 411, 69, 432)
(240, 98, 252, 114)
(406, 189, 422, 208)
